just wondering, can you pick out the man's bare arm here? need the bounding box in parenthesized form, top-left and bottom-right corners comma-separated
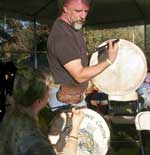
(64, 41, 118, 83)
(64, 59, 110, 83)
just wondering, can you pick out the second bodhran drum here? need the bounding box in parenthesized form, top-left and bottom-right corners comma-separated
(48, 109, 110, 155)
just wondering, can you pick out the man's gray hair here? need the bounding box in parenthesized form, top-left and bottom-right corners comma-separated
(63, 0, 91, 6)
(57, 0, 91, 11)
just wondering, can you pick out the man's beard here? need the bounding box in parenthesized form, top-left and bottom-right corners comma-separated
(71, 21, 84, 31)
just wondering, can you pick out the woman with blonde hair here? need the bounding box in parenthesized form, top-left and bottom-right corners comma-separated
(0, 68, 84, 155)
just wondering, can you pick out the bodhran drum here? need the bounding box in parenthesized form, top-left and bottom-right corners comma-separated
(90, 39, 147, 99)
(48, 109, 110, 155)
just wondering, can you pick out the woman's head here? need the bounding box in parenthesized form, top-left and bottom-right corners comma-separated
(13, 68, 53, 108)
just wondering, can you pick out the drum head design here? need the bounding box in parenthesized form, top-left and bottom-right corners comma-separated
(48, 109, 110, 155)
(90, 39, 147, 96)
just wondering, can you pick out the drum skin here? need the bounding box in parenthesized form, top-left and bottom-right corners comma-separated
(48, 109, 110, 155)
(90, 39, 147, 96)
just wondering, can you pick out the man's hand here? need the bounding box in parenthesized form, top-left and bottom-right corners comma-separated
(107, 40, 119, 63)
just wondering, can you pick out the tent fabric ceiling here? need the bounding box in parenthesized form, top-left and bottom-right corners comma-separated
(0, 0, 150, 27)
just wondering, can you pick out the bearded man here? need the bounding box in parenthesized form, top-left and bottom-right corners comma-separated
(47, 0, 118, 111)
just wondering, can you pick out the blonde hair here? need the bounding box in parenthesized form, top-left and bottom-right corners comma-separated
(13, 68, 53, 107)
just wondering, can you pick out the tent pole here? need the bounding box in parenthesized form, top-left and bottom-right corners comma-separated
(1, 14, 7, 54)
(3, 14, 6, 32)
(144, 23, 146, 52)
(33, 19, 38, 69)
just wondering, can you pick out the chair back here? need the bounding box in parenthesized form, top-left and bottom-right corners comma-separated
(135, 111, 150, 130)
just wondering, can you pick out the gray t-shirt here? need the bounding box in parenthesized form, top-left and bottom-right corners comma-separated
(47, 18, 88, 87)
(0, 112, 56, 155)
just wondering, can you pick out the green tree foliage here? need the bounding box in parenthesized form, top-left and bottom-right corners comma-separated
(84, 25, 144, 57)
(1, 18, 33, 52)
(0, 17, 49, 52)
(0, 17, 149, 68)
(36, 25, 49, 51)
(145, 25, 150, 69)
(0, 17, 50, 71)
(84, 24, 150, 69)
